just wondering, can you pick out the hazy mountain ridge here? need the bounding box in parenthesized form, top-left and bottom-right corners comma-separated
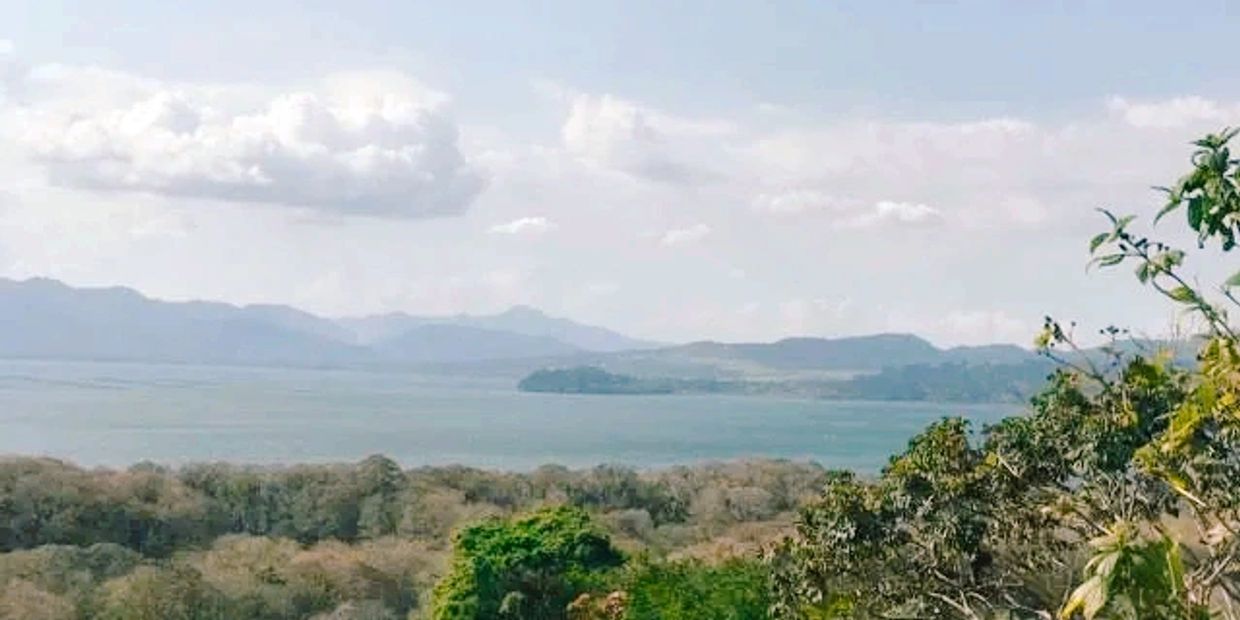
(0, 278, 370, 366)
(336, 305, 660, 352)
(0, 278, 642, 367)
(0, 277, 1052, 375)
(371, 324, 581, 364)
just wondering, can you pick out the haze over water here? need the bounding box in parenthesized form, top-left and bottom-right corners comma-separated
(0, 359, 1018, 472)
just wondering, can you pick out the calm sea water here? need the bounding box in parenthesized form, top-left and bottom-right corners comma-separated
(0, 359, 1021, 472)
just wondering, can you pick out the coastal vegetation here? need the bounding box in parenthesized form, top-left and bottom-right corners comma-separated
(518, 367, 679, 395)
(0, 456, 821, 618)
(518, 361, 1054, 403)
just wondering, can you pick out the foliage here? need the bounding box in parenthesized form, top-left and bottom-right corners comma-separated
(1059, 524, 1203, 620)
(837, 360, 1055, 403)
(0, 457, 821, 619)
(431, 506, 623, 620)
(617, 557, 771, 620)
(518, 367, 676, 394)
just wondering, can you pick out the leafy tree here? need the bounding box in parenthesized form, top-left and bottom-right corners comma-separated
(618, 558, 770, 620)
(0, 579, 75, 620)
(431, 506, 623, 620)
(96, 565, 226, 620)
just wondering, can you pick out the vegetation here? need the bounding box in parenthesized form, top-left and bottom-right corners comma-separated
(518, 367, 678, 394)
(0, 457, 822, 618)
(836, 359, 1055, 403)
(432, 506, 622, 619)
(521, 361, 1056, 403)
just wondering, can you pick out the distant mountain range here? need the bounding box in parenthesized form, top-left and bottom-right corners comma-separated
(667, 334, 1034, 372)
(0, 278, 651, 367)
(337, 305, 658, 352)
(0, 277, 1054, 376)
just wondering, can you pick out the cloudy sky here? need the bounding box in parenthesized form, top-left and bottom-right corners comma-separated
(1, 1, 1238, 346)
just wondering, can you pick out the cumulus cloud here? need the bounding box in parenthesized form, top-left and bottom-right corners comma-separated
(659, 223, 711, 246)
(846, 201, 944, 228)
(778, 297, 853, 335)
(752, 190, 845, 216)
(488, 216, 557, 236)
(938, 310, 1033, 346)
(561, 93, 732, 184)
(8, 66, 484, 217)
(0, 40, 15, 99)
(1108, 96, 1240, 129)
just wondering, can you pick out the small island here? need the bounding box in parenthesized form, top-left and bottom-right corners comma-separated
(517, 366, 677, 394)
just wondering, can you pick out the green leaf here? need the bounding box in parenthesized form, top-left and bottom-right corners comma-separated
(1226, 270, 1240, 288)
(1135, 263, 1150, 284)
(1088, 233, 1109, 254)
(1187, 196, 1205, 230)
(1168, 286, 1198, 303)
(1154, 199, 1182, 223)
(1093, 254, 1125, 268)
(1059, 575, 1107, 620)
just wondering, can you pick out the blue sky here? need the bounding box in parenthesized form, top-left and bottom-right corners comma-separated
(0, 1, 1237, 345)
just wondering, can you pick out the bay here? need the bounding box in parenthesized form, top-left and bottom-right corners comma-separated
(0, 358, 1020, 472)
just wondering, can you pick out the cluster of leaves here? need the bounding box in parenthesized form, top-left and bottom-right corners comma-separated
(772, 130, 1240, 619)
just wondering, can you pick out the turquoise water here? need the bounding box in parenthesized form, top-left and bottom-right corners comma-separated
(0, 359, 1020, 472)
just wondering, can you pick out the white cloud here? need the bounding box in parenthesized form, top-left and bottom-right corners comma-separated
(561, 93, 731, 183)
(756, 102, 793, 115)
(659, 223, 711, 246)
(880, 308, 1036, 347)
(847, 201, 943, 228)
(583, 281, 620, 296)
(778, 297, 853, 335)
(9, 67, 484, 217)
(752, 190, 845, 216)
(0, 40, 15, 98)
(940, 310, 1033, 346)
(1108, 96, 1240, 129)
(488, 216, 557, 236)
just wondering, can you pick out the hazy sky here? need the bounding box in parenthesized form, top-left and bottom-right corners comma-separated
(1, 1, 1239, 345)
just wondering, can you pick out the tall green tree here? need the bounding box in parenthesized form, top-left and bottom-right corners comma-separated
(431, 506, 623, 620)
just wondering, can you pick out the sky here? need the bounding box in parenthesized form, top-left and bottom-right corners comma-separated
(1, 1, 1239, 346)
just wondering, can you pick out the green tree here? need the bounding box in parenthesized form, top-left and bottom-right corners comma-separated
(97, 565, 227, 620)
(431, 506, 623, 620)
(619, 558, 770, 620)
